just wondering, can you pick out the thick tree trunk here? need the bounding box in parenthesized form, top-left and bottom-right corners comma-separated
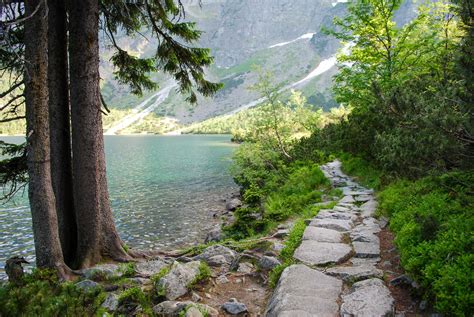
(68, 0, 131, 268)
(48, 0, 77, 266)
(24, 0, 70, 278)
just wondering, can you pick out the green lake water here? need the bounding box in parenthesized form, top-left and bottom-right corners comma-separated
(0, 135, 238, 277)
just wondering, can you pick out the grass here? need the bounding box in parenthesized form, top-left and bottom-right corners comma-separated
(268, 219, 307, 288)
(187, 262, 212, 289)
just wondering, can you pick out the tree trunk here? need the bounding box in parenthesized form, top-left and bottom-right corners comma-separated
(48, 0, 77, 266)
(24, 0, 70, 278)
(68, 0, 131, 269)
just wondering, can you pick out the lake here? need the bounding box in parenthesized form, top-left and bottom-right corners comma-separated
(0, 135, 238, 277)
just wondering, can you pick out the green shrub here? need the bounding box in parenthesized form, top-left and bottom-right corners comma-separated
(378, 172, 474, 315)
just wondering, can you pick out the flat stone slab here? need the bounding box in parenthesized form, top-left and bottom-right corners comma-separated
(325, 265, 383, 282)
(340, 195, 356, 203)
(302, 226, 343, 243)
(265, 265, 342, 317)
(315, 210, 356, 221)
(294, 241, 352, 266)
(353, 241, 380, 258)
(354, 194, 373, 202)
(351, 228, 380, 243)
(360, 199, 378, 218)
(309, 218, 353, 232)
(341, 278, 394, 317)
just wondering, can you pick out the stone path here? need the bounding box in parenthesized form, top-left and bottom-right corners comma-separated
(266, 160, 395, 317)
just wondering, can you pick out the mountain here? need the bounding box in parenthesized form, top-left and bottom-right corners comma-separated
(100, 0, 419, 130)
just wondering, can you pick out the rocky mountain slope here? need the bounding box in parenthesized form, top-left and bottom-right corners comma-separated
(100, 0, 418, 128)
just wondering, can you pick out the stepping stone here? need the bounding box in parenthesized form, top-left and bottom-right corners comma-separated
(302, 227, 343, 243)
(351, 257, 381, 266)
(316, 210, 356, 221)
(333, 205, 351, 212)
(340, 195, 356, 203)
(341, 278, 394, 317)
(265, 265, 342, 317)
(309, 218, 353, 232)
(353, 241, 380, 258)
(360, 199, 378, 218)
(354, 194, 373, 202)
(351, 227, 380, 243)
(294, 241, 352, 266)
(325, 265, 383, 282)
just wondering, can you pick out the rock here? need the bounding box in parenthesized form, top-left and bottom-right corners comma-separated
(206, 255, 228, 267)
(185, 306, 203, 317)
(340, 195, 355, 203)
(325, 265, 383, 282)
(265, 264, 342, 316)
(157, 261, 201, 300)
(135, 259, 167, 277)
(222, 299, 248, 315)
(360, 199, 378, 218)
(333, 205, 351, 212)
(216, 275, 229, 284)
(419, 300, 428, 311)
(153, 301, 218, 317)
(259, 256, 281, 270)
(379, 216, 389, 228)
(76, 279, 99, 291)
(130, 277, 152, 285)
(302, 227, 343, 243)
(237, 262, 254, 274)
(294, 241, 352, 266)
(315, 210, 356, 221)
(355, 194, 373, 202)
(101, 293, 119, 312)
(390, 274, 414, 287)
(226, 198, 242, 211)
(195, 245, 237, 267)
(341, 278, 394, 317)
(272, 241, 285, 252)
(353, 241, 380, 258)
(272, 229, 289, 238)
(309, 218, 353, 232)
(204, 228, 222, 243)
(351, 226, 380, 243)
(191, 291, 202, 302)
(82, 264, 121, 280)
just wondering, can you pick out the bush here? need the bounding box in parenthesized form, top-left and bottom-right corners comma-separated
(378, 172, 474, 315)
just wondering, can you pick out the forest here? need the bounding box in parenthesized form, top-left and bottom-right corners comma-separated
(0, 0, 473, 316)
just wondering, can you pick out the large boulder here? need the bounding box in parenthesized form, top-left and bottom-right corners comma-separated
(156, 261, 201, 300)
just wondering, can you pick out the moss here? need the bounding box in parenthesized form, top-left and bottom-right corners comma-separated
(118, 286, 153, 315)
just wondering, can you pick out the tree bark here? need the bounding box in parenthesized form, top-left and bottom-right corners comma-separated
(24, 0, 70, 278)
(48, 0, 77, 266)
(68, 0, 131, 269)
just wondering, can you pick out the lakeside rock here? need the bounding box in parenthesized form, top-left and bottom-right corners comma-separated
(194, 245, 238, 267)
(156, 261, 201, 300)
(135, 259, 167, 277)
(204, 228, 222, 243)
(225, 198, 242, 211)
